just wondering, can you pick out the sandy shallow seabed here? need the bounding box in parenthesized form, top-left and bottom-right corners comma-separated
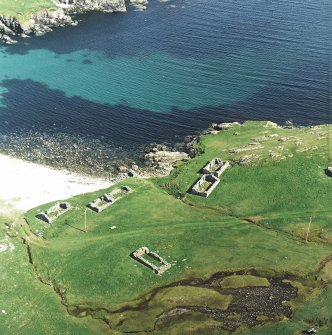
(0, 153, 111, 213)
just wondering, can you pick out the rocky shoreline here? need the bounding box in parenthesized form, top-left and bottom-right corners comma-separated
(135, 120, 297, 178)
(0, 119, 300, 186)
(0, 0, 148, 44)
(0, 121, 279, 182)
(118, 122, 245, 179)
(0, 119, 319, 211)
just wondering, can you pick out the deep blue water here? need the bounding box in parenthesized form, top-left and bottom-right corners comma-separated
(0, 0, 330, 171)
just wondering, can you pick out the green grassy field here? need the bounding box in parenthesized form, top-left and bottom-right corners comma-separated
(6, 121, 331, 334)
(0, 0, 55, 23)
(0, 215, 112, 335)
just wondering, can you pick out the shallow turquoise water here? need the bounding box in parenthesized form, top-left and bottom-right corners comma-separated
(0, 49, 266, 112)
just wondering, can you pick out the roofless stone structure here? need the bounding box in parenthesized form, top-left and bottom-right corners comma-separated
(132, 247, 171, 275)
(36, 202, 70, 224)
(191, 174, 220, 197)
(202, 158, 230, 177)
(88, 186, 132, 213)
(190, 158, 230, 197)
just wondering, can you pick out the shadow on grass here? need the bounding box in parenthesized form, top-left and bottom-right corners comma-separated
(65, 222, 86, 233)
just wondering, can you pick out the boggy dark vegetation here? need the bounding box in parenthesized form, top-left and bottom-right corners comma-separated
(64, 269, 299, 333)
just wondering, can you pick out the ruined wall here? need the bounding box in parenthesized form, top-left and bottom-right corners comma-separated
(132, 247, 171, 275)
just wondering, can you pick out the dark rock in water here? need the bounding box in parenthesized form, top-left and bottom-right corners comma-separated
(1, 34, 17, 44)
(128, 0, 148, 11)
(144, 143, 170, 154)
(284, 120, 294, 129)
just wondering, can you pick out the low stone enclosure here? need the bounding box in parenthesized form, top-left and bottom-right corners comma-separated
(191, 174, 220, 197)
(36, 202, 71, 224)
(132, 246, 171, 275)
(88, 185, 132, 213)
(190, 158, 230, 197)
(202, 158, 230, 177)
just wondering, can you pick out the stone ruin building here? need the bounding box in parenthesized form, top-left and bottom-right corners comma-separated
(202, 158, 230, 177)
(191, 174, 220, 197)
(190, 157, 230, 197)
(132, 246, 171, 275)
(88, 185, 132, 213)
(36, 202, 71, 224)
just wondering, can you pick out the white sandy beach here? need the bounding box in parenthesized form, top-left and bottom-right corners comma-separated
(0, 153, 111, 213)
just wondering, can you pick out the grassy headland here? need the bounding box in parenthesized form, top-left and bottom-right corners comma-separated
(4, 121, 331, 334)
(0, 0, 55, 23)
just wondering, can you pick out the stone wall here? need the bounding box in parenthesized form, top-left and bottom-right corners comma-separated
(191, 174, 220, 198)
(132, 246, 171, 275)
(36, 202, 70, 224)
(190, 157, 231, 197)
(202, 158, 230, 177)
(88, 185, 132, 213)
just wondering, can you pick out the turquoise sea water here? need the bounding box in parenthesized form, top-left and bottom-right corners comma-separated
(0, 49, 265, 112)
(0, 0, 330, 172)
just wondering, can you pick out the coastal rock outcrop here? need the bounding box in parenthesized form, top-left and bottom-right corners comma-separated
(0, 15, 22, 44)
(55, 0, 126, 13)
(211, 122, 241, 131)
(0, 33, 17, 44)
(175, 135, 203, 158)
(128, 0, 149, 10)
(23, 10, 77, 37)
(143, 144, 189, 176)
(0, 0, 128, 43)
